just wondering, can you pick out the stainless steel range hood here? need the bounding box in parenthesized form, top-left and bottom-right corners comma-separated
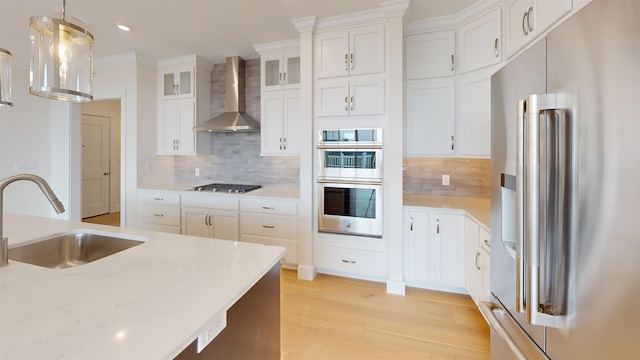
(193, 56, 260, 132)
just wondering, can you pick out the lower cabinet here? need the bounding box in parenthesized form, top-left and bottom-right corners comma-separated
(137, 190, 182, 234)
(240, 198, 299, 266)
(404, 207, 466, 293)
(465, 216, 491, 305)
(182, 195, 240, 241)
(316, 244, 386, 279)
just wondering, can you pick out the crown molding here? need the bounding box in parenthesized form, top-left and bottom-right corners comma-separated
(292, 16, 318, 33)
(405, 0, 506, 35)
(381, 0, 411, 19)
(315, 8, 386, 33)
(254, 39, 300, 55)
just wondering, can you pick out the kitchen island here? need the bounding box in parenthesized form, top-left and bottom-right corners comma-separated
(0, 213, 285, 359)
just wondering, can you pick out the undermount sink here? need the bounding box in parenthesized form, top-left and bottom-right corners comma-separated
(8, 230, 146, 269)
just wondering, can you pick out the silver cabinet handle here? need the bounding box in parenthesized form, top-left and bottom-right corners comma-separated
(522, 7, 533, 35)
(262, 206, 274, 210)
(103, 172, 110, 176)
(451, 54, 455, 71)
(475, 252, 481, 270)
(350, 53, 354, 70)
(494, 38, 499, 57)
(283, 72, 286, 85)
(410, 216, 413, 231)
(522, 10, 529, 35)
(154, 197, 164, 201)
(279, 138, 283, 150)
(175, 139, 179, 150)
(451, 135, 455, 150)
(154, 214, 164, 217)
(341, 259, 356, 264)
(262, 225, 275, 229)
(283, 137, 287, 150)
(526, 7, 533, 32)
(344, 96, 348, 112)
(344, 54, 348, 71)
(350, 95, 354, 111)
(436, 219, 440, 234)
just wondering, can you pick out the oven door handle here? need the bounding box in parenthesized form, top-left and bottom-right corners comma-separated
(316, 179, 382, 186)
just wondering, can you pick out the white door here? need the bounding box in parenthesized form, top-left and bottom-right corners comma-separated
(82, 115, 110, 218)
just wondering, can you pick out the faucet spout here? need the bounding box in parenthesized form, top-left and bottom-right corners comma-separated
(0, 174, 66, 267)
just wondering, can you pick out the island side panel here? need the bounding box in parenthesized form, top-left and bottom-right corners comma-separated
(174, 263, 281, 359)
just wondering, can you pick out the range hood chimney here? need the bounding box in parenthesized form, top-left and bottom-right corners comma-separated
(193, 56, 260, 132)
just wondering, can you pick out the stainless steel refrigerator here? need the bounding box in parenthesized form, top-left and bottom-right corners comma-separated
(482, 0, 640, 358)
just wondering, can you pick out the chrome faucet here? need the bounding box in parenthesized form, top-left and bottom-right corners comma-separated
(0, 174, 66, 267)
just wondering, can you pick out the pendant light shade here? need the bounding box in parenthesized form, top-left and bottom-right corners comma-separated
(0, 48, 12, 107)
(29, 0, 94, 102)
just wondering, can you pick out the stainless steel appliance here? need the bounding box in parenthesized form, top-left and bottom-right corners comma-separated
(317, 128, 383, 180)
(191, 183, 262, 194)
(317, 128, 383, 238)
(483, 0, 640, 358)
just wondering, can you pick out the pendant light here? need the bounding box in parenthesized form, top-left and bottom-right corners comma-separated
(29, 0, 94, 102)
(0, 48, 12, 107)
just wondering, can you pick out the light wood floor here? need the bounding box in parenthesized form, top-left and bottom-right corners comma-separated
(82, 212, 121, 227)
(281, 269, 489, 360)
(83, 214, 489, 359)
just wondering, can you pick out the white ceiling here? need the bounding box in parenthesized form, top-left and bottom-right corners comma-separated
(0, 0, 477, 67)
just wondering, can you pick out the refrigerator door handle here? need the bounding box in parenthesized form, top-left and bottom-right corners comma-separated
(525, 93, 574, 328)
(479, 302, 529, 360)
(516, 99, 527, 314)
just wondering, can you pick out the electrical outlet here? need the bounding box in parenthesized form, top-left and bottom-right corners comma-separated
(442, 174, 450, 186)
(195, 168, 200, 176)
(15, 161, 37, 172)
(145, 162, 152, 172)
(197, 311, 227, 353)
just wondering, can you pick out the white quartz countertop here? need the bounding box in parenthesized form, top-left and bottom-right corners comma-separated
(403, 194, 491, 229)
(0, 213, 285, 359)
(138, 183, 299, 199)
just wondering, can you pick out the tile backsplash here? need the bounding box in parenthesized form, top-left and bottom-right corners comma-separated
(174, 58, 300, 187)
(403, 158, 490, 198)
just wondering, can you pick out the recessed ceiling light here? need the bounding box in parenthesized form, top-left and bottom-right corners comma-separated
(117, 23, 130, 31)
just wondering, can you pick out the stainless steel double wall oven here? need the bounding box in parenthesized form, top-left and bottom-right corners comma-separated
(317, 128, 383, 238)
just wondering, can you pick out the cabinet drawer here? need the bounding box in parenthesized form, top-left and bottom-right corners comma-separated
(139, 204, 181, 226)
(241, 213, 297, 239)
(317, 245, 385, 278)
(182, 195, 239, 211)
(138, 192, 180, 206)
(241, 234, 298, 265)
(241, 199, 297, 216)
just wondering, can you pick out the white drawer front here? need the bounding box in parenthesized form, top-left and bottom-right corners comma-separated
(182, 195, 239, 211)
(139, 204, 181, 226)
(241, 234, 298, 264)
(317, 245, 385, 278)
(241, 199, 297, 216)
(138, 192, 180, 206)
(241, 213, 297, 239)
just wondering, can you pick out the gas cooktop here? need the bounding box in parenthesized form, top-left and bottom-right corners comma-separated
(190, 183, 262, 194)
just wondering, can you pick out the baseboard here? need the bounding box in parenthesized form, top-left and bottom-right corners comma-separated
(386, 278, 406, 295)
(296, 265, 317, 281)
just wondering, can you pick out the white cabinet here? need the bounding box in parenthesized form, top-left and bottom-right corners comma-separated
(465, 216, 491, 306)
(137, 190, 181, 234)
(159, 66, 194, 99)
(405, 30, 456, 79)
(405, 79, 455, 156)
(316, 78, 385, 117)
(158, 99, 196, 155)
(240, 198, 298, 265)
(505, 0, 572, 58)
(157, 55, 212, 155)
(260, 51, 300, 91)
(254, 41, 301, 156)
(261, 90, 300, 155)
(315, 24, 385, 79)
(456, 67, 496, 157)
(182, 195, 239, 241)
(316, 245, 385, 279)
(457, 9, 502, 74)
(404, 207, 466, 292)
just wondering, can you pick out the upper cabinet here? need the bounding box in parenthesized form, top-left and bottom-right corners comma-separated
(261, 51, 300, 91)
(405, 30, 455, 79)
(157, 55, 212, 155)
(315, 24, 385, 79)
(505, 0, 572, 58)
(457, 9, 502, 74)
(160, 66, 194, 100)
